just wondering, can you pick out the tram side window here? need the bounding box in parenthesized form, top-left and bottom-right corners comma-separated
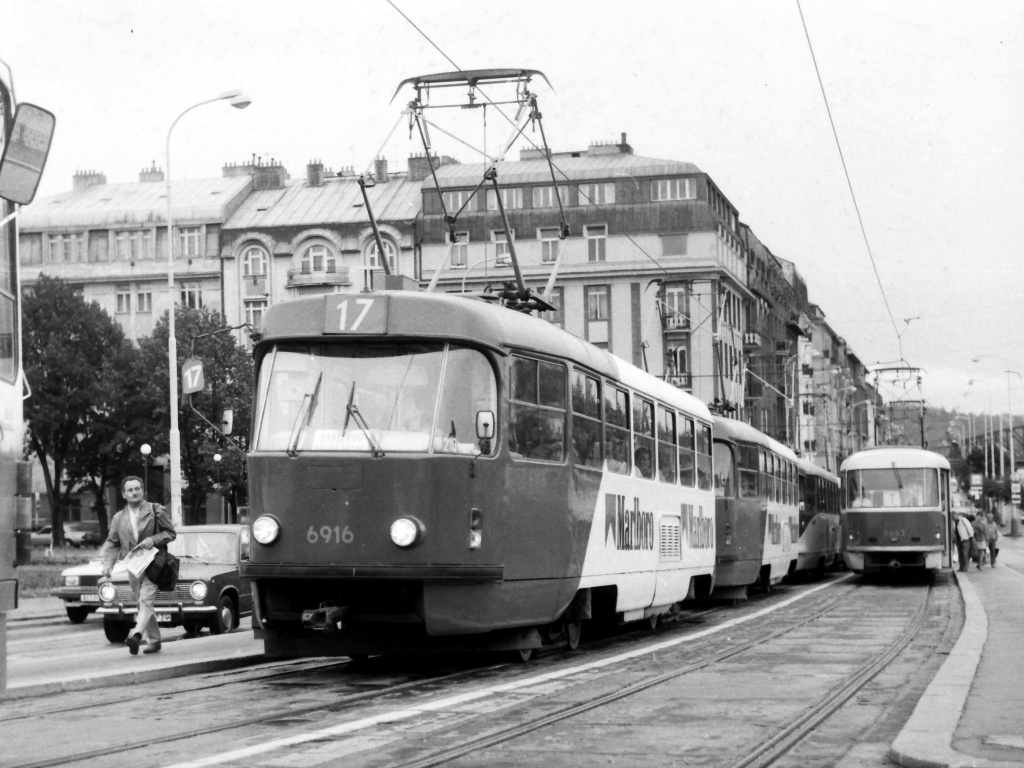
(678, 416, 696, 487)
(760, 450, 771, 501)
(713, 442, 735, 497)
(508, 355, 566, 462)
(696, 423, 713, 490)
(633, 397, 655, 479)
(738, 444, 759, 499)
(657, 406, 677, 483)
(604, 384, 631, 474)
(804, 475, 817, 514)
(571, 371, 602, 468)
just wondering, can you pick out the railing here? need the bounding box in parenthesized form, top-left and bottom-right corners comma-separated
(664, 372, 691, 388)
(286, 266, 351, 287)
(662, 314, 689, 331)
(743, 331, 762, 349)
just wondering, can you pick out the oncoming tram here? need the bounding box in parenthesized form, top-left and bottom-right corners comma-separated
(794, 457, 841, 576)
(710, 416, 800, 600)
(839, 447, 951, 575)
(243, 289, 716, 659)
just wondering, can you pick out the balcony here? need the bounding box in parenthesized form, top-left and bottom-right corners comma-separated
(664, 372, 691, 389)
(661, 314, 689, 332)
(286, 266, 351, 288)
(743, 331, 762, 350)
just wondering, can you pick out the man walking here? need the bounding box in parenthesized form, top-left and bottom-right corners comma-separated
(953, 509, 974, 574)
(98, 476, 176, 655)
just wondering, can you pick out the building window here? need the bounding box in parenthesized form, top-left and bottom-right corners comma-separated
(178, 226, 203, 257)
(585, 224, 607, 262)
(301, 243, 337, 274)
(651, 178, 695, 202)
(137, 291, 152, 313)
(115, 287, 131, 314)
(365, 238, 396, 272)
(532, 186, 562, 208)
(578, 182, 614, 206)
(449, 231, 468, 268)
(540, 286, 564, 328)
(180, 283, 203, 309)
(539, 227, 561, 264)
(491, 230, 514, 264)
(663, 285, 689, 330)
(115, 230, 155, 261)
(486, 186, 523, 211)
(48, 233, 84, 263)
(245, 299, 267, 329)
(442, 189, 472, 212)
(243, 245, 268, 276)
(585, 285, 609, 321)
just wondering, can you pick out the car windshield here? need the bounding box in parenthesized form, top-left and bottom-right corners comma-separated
(168, 532, 237, 564)
(252, 342, 497, 455)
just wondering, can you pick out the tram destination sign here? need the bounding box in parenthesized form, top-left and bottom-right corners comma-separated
(324, 295, 389, 335)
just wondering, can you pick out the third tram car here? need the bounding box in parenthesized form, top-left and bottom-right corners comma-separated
(794, 457, 841, 576)
(710, 416, 800, 599)
(839, 447, 951, 575)
(243, 290, 717, 659)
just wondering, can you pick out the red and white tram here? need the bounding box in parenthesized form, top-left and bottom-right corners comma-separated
(840, 447, 952, 575)
(243, 290, 716, 658)
(710, 416, 800, 599)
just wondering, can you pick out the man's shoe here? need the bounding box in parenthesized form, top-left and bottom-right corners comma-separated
(143, 641, 162, 654)
(126, 633, 142, 656)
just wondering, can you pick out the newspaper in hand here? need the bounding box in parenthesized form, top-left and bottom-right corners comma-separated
(122, 545, 158, 579)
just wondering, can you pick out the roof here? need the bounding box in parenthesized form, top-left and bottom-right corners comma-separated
(839, 446, 951, 472)
(712, 415, 799, 461)
(424, 153, 704, 188)
(223, 174, 422, 230)
(20, 176, 253, 230)
(797, 456, 840, 483)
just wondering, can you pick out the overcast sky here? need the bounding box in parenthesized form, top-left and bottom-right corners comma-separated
(3, 0, 1022, 419)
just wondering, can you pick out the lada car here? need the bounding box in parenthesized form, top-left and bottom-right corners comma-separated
(52, 557, 127, 623)
(96, 524, 251, 643)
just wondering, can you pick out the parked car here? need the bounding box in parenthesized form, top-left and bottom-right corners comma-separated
(30, 524, 88, 547)
(51, 557, 127, 623)
(96, 524, 252, 643)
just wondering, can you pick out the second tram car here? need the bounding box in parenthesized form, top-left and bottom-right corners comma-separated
(710, 416, 800, 599)
(794, 458, 841, 575)
(243, 290, 717, 658)
(839, 447, 951, 575)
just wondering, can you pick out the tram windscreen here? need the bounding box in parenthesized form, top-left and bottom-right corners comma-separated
(253, 342, 497, 454)
(844, 467, 939, 508)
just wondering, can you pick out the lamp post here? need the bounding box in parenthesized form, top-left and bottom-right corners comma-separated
(973, 355, 1019, 476)
(166, 90, 251, 526)
(140, 443, 152, 498)
(213, 452, 223, 523)
(968, 379, 995, 479)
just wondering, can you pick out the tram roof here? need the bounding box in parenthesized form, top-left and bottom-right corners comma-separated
(258, 291, 712, 421)
(839, 446, 951, 472)
(711, 415, 798, 461)
(796, 456, 839, 483)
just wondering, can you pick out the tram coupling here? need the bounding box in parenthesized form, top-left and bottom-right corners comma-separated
(301, 602, 351, 632)
(888, 559, 902, 571)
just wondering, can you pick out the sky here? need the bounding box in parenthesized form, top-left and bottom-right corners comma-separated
(2, 0, 1022, 420)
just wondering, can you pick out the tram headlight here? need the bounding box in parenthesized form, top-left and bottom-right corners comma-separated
(252, 516, 281, 545)
(190, 581, 208, 600)
(98, 582, 116, 603)
(390, 517, 423, 548)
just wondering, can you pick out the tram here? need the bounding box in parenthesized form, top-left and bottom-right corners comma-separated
(0, 60, 55, 691)
(710, 416, 800, 599)
(794, 457, 841, 576)
(839, 447, 951, 575)
(243, 289, 717, 658)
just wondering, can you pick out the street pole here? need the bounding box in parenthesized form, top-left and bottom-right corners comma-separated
(165, 91, 250, 526)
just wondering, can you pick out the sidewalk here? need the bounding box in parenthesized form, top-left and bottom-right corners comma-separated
(891, 518, 1024, 768)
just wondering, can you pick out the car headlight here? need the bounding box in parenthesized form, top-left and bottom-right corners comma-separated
(98, 582, 116, 602)
(390, 517, 424, 548)
(252, 516, 280, 545)
(65, 575, 80, 587)
(190, 581, 208, 600)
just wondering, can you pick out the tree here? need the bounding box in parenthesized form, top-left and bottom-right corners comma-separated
(23, 276, 140, 545)
(136, 307, 253, 523)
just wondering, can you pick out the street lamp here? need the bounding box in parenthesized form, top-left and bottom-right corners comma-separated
(166, 90, 251, 526)
(213, 453, 223, 523)
(140, 443, 152, 498)
(968, 379, 996, 479)
(973, 355, 1020, 476)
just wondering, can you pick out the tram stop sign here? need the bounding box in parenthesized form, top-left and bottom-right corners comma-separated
(181, 357, 205, 395)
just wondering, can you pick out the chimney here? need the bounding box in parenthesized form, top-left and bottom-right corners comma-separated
(588, 135, 634, 156)
(374, 157, 388, 184)
(307, 159, 324, 188)
(407, 153, 459, 182)
(139, 161, 164, 183)
(73, 170, 107, 191)
(222, 156, 289, 189)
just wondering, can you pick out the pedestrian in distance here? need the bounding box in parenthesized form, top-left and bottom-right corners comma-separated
(98, 476, 176, 655)
(952, 509, 974, 573)
(985, 511, 1000, 566)
(971, 513, 988, 569)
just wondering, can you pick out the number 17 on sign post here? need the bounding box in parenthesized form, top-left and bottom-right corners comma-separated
(181, 357, 205, 405)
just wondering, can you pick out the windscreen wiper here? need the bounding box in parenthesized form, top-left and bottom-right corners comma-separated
(287, 373, 323, 457)
(343, 382, 385, 458)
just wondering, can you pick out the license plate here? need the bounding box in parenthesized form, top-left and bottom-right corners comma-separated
(80, 594, 99, 602)
(156, 613, 173, 623)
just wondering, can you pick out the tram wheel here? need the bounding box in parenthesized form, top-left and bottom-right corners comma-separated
(565, 621, 582, 651)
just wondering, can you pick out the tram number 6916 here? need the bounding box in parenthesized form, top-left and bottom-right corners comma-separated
(307, 525, 355, 545)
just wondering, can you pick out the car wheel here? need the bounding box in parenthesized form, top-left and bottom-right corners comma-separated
(66, 606, 91, 624)
(208, 595, 237, 635)
(103, 618, 132, 644)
